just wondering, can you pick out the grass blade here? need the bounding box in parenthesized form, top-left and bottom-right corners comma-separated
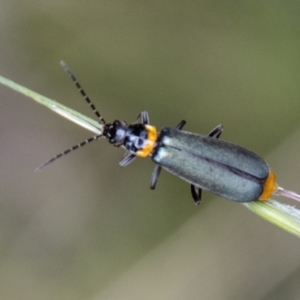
(244, 200, 300, 238)
(0, 75, 103, 135)
(1, 74, 300, 238)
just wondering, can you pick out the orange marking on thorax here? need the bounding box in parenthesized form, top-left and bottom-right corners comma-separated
(259, 171, 278, 201)
(136, 125, 157, 157)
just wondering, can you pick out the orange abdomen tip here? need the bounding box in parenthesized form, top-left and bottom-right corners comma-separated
(259, 171, 278, 201)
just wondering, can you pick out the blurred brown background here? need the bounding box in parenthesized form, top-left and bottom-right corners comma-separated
(1, 1, 300, 300)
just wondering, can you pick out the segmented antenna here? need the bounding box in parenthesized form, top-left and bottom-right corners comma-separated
(35, 135, 103, 171)
(36, 61, 108, 171)
(60, 60, 106, 125)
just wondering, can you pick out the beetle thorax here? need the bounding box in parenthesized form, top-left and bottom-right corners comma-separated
(123, 124, 149, 153)
(104, 121, 149, 153)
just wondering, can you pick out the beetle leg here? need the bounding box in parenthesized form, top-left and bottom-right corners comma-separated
(119, 152, 136, 167)
(133, 111, 150, 125)
(208, 124, 223, 138)
(191, 185, 202, 205)
(141, 111, 150, 124)
(150, 165, 162, 189)
(176, 120, 186, 130)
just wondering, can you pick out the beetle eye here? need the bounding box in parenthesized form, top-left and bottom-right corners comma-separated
(107, 121, 126, 144)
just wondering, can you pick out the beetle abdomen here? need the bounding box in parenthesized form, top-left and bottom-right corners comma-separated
(152, 128, 270, 202)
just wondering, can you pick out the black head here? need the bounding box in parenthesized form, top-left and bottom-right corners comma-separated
(103, 120, 128, 146)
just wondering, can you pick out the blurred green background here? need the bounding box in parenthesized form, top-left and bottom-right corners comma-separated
(1, 1, 300, 299)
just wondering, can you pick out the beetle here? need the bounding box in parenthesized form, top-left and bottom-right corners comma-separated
(36, 61, 300, 205)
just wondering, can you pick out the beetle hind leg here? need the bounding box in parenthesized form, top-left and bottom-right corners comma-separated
(191, 185, 202, 205)
(208, 124, 223, 138)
